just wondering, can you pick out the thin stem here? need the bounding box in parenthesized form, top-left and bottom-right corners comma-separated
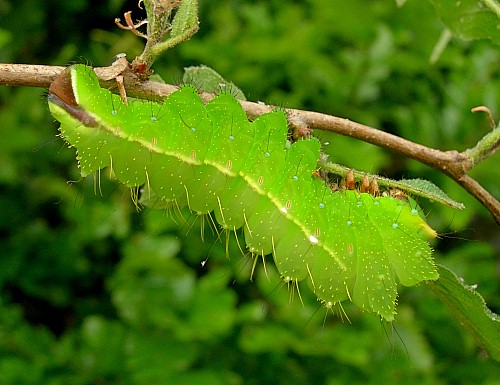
(142, 22, 198, 65)
(481, 0, 500, 18)
(430, 29, 453, 64)
(115, 11, 148, 39)
(317, 161, 465, 209)
(134, 0, 198, 70)
(463, 124, 500, 169)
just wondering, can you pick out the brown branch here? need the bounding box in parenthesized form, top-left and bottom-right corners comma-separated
(1, 62, 499, 223)
(0, 64, 65, 87)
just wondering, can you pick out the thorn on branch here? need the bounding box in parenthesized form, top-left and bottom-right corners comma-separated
(115, 11, 148, 39)
(116, 74, 128, 105)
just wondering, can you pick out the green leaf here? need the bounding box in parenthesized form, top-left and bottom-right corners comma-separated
(395, 178, 465, 209)
(428, 0, 500, 44)
(183, 65, 247, 100)
(427, 264, 500, 361)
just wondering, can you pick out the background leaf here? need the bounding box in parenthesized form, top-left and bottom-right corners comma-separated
(0, 0, 499, 383)
(183, 65, 246, 99)
(427, 264, 500, 361)
(427, 0, 500, 44)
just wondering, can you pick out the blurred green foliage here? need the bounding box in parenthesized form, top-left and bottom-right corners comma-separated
(0, 0, 499, 384)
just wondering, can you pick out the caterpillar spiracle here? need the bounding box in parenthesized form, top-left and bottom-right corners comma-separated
(48, 64, 439, 321)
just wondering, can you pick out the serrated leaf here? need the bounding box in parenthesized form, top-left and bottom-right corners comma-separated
(183, 65, 246, 100)
(428, 0, 500, 44)
(395, 178, 465, 209)
(427, 264, 500, 361)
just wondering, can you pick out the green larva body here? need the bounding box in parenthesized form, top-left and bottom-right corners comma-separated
(48, 65, 439, 321)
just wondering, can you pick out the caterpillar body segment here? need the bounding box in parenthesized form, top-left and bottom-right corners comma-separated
(48, 65, 439, 321)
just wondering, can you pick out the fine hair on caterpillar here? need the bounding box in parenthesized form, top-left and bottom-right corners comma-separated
(380, 320, 410, 360)
(48, 64, 440, 322)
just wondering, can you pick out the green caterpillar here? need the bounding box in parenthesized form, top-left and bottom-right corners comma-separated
(48, 64, 439, 321)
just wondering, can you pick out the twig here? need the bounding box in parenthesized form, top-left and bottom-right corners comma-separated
(115, 11, 148, 39)
(0, 62, 499, 223)
(471, 106, 496, 129)
(131, 0, 197, 72)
